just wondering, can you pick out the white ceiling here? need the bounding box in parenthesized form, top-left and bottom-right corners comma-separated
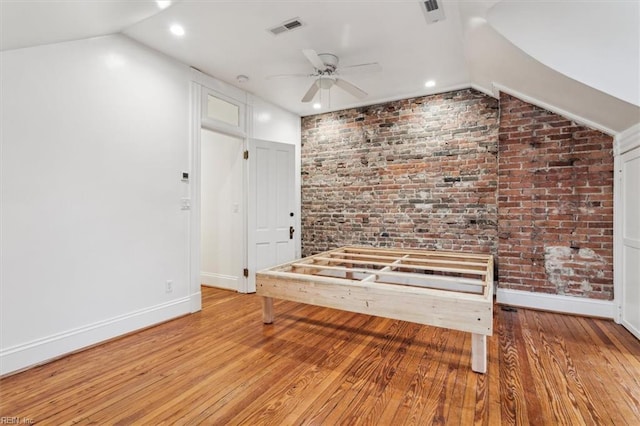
(487, 0, 640, 107)
(1, 0, 638, 133)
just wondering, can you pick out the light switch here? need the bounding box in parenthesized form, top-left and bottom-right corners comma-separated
(181, 198, 191, 210)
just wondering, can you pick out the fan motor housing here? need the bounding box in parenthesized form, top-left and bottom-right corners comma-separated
(317, 53, 339, 71)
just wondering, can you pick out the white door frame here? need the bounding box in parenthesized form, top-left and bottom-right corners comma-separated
(189, 73, 250, 304)
(188, 70, 301, 303)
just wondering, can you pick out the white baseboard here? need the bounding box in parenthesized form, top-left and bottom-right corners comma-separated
(201, 271, 238, 291)
(622, 319, 640, 340)
(496, 288, 617, 319)
(0, 297, 191, 376)
(190, 290, 202, 313)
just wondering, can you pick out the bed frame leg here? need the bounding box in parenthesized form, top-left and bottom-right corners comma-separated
(262, 296, 274, 324)
(471, 333, 487, 373)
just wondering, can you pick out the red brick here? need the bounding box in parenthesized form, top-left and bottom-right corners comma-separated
(497, 92, 613, 300)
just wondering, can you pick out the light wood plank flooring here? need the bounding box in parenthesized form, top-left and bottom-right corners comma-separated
(1, 286, 639, 425)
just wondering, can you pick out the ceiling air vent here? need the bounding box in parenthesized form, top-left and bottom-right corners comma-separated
(269, 18, 304, 36)
(421, 0, 446, 24)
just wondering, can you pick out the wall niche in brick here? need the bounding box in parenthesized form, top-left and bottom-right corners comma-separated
(498, 93, 614, 300)
(301, 89, 499, 258)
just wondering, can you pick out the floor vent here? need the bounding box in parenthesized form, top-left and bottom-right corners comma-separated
(269, 18, 304, 36)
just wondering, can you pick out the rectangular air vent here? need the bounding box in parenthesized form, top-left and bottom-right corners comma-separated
(421, 0, 446, 23)
(269, 18, 304, 36)
(424, 0, 439, 12)
(284, 20, 302, 30)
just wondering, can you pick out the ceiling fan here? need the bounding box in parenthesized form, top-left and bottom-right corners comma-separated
(269, 49, 381, 103)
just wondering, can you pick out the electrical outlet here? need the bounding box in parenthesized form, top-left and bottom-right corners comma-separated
(166, 280, 173, 293)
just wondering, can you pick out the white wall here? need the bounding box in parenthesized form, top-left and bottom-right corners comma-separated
(0, 34, 192, 375)
(251, 96, 300, 145)
(200, 129, 243, 290)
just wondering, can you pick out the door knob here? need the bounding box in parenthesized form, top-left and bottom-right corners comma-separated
(289, 226, 295, 240)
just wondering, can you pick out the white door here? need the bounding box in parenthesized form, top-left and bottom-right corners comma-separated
(621, 147, 640, 339)
(247, 139, 296, 293)
(200, 129, 244, 291)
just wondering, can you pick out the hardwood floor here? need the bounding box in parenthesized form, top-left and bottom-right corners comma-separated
(1, 286, 639, 425)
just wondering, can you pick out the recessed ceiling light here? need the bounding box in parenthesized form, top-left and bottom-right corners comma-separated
(313, 103, 322, 110)
(170, 24, 185, 37)
(156, 1, 171, 9)
(425, 80, 436, 88)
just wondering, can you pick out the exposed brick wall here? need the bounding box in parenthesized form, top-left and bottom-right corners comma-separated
(301, 89, 615, 300)
(498, 93, 614, 299)
(301, 89, 499, 258)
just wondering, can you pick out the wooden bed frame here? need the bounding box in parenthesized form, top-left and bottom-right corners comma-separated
(256, 246, 494, 373)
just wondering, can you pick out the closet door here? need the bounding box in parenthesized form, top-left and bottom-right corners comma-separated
(247, 139, 296, 293)
(621, 146, 640, 339)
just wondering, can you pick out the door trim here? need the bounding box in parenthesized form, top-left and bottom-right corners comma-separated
(190, 81, 250, 298)
(188, 80, 203, 312)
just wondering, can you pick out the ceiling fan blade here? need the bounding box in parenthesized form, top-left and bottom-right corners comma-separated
(301, 81, 320, 102)
(339, 62, 382, 75)
(266, 73, 311, 80)
(335, 78, 367, 99)
(302, 49, 326, 70)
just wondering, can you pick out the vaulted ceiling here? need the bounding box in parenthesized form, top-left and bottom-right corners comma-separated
(1, 0, 638, 133)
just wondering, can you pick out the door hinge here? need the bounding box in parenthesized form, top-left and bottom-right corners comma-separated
(243, 268, 249, 278)
(243, 150, 249, 160)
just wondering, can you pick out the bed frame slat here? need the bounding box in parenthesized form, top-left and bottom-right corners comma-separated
(328, 251, 489, 268)
(288, 262, 486, 292)
(306, 256, 487, 276)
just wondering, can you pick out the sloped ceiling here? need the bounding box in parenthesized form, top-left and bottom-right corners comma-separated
(487, 0, 639, 107)
(460, 0, 640, 134)
(1, 0, 638, 133)
(0, 0, 164, 50)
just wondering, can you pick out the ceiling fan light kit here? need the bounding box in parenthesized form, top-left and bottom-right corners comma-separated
(316, 77, 335, 89)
